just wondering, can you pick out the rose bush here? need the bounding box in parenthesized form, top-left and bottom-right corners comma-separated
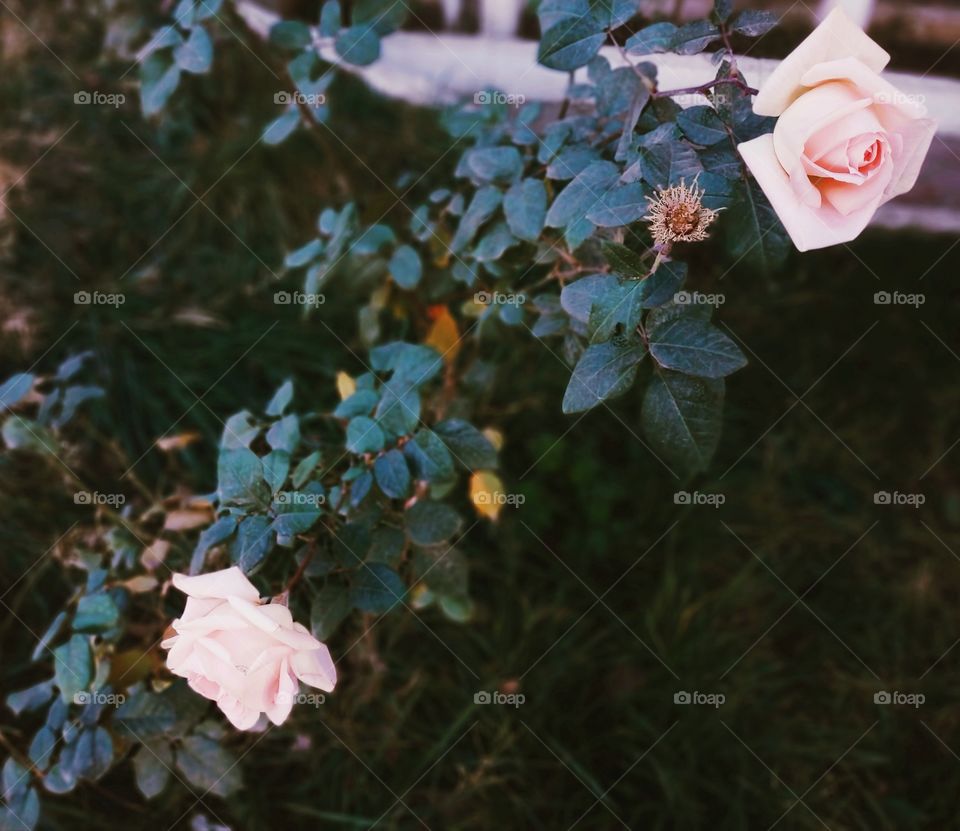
(738, 8, 936, 251)
(163, 567, 336, 730)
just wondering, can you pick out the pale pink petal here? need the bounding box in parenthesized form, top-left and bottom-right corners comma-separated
(819, 156, 894, 215)
(265, 660, 299, 726)
(753, 8, 889, 117)
(291, 645, 337, 692)
(217, 694, 261, 731)
(738, 134, 875, 252)
(800, 57, 927, 119)
(172, 567, 260, 602)
(881, 117, 937, 200)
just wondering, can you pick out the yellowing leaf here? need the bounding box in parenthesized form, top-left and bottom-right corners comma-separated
(336, 371, 356, 400)
(156, 432, 201, 452)
(124, 575, 159, 593)
(470, 470, 504, 521)
(424, 305, 460, 365)
(141, 540, 171, 571)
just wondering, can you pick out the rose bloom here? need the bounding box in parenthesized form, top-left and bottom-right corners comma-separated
(738, 8, 936, 251)
(162, 567, 336, 730)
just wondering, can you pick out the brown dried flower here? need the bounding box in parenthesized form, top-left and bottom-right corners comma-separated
(645, 178, 720, 247)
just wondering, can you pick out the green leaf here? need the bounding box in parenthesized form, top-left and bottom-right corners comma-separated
(262, 449, 291, 493)
(404, 429, 454, 482)
(725, 177, 790, 273)
(346, 416, 385, 454)
(450, 186, 502, 253)
(72, 726, 113, 781)
(310, 583, 351, 639)
(319, 0, 341, 36)
(190, 515, 238, 574)
(334, 389, 379, 419)
(730, 9, 777, 36)
(140, 55, 181, 117)
(370, 343, 443, 387)
(368, 526, 406, 566)
(467, 147, 523, 184)
(625, 21, 677, 54)
(0, 373, 33, 411)
(221, 410, 259, 448)
(269, 20, 313, 49)
(263, 108, 301, 145)
(649, 315, 747, 378)
(434, 419, 498, 470)
(265, 379, 294, 416)
(134, 742, 173, 799)
(335, 25, 380, 66)
(292, 449, 322, 488)
(351, 563, 406, 613)
(474, 222, 516, 262)
(585, 182, 648, 227)
(562, 340, 646, 414)
(174, 26, 213, 74)
(266, 414, 300, 453)
(176, 734, 241, 797)
(538, 17, 606, 72)
(217, 448, 268, 508)
(602, 242, 646, 280)
(73, 593, 120, 633)
(6, 680, 54, 717)
(114, 690, 177, 739)
(545, 161, 619, 229)
(406, 501, 463, 545)
(53, 635, 92, 704)
(232, 515, 273, 573)
(642, 371, 724, 475)
(504, 178, 547, 242)
(389, 245, 422, 289)
(374, 449, 411, 499)
(677, 105, 728, 146)
(671, 21, 721, 54)
(2, 416, 57, 454)
(271, 489, 324, 536)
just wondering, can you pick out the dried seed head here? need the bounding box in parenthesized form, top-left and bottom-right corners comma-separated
(645, 178, 720, 247)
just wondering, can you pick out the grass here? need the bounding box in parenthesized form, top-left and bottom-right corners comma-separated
(3, 4, 960, 829)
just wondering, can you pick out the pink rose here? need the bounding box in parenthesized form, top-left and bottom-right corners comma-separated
(738, 8, 936, 252)
(162, 567, 336, 730)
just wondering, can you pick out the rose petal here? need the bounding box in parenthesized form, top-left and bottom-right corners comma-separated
(800, 57, 927, 119)
(738, 134, 876, 251)
(753, 8, 889, 117)
(217, 694, 261, 731)
(819, 156, 894, 216)
(171, 567, 260, 602)
(291, 645, 337, 692)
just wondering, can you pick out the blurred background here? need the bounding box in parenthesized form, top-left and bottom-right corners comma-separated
(3, 1, 960, 828)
